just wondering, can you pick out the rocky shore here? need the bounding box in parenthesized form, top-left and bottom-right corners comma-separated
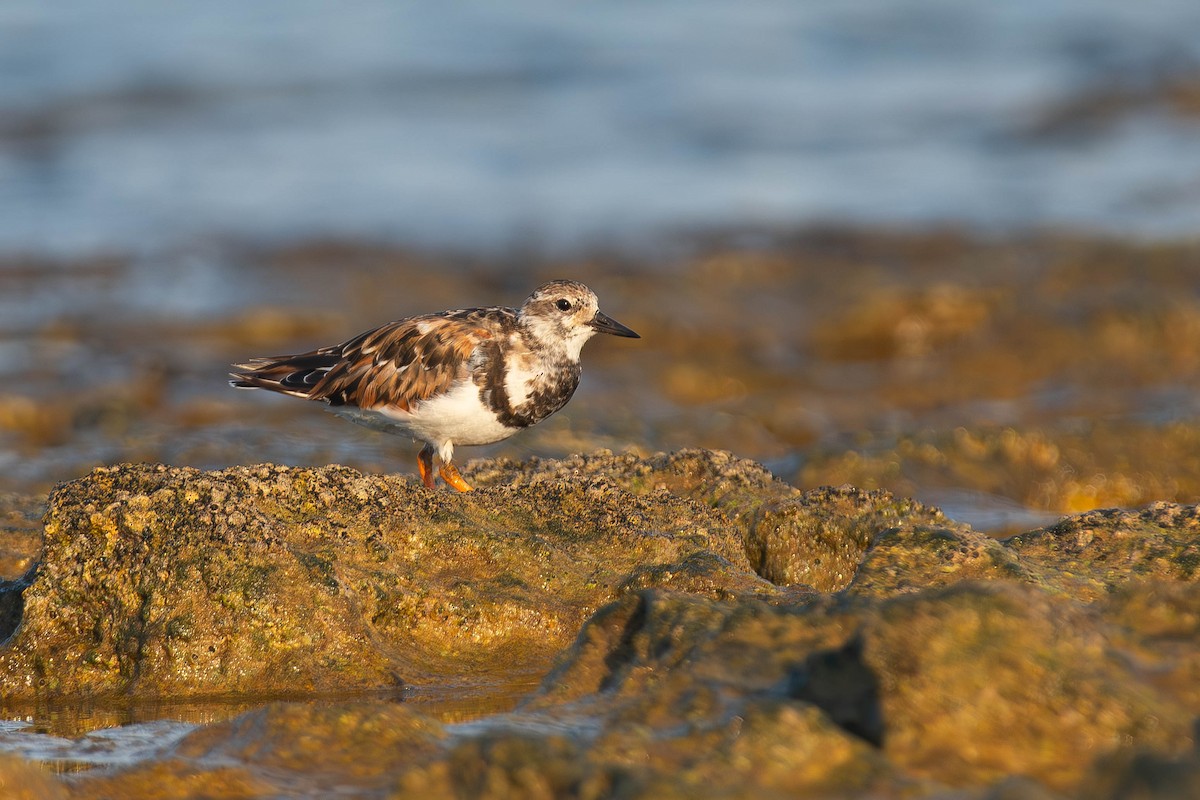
(0, 449, 1195, 798)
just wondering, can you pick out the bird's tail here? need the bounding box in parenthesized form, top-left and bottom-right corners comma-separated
(229, 349, 341, 399)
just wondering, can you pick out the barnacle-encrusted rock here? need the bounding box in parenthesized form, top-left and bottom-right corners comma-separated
(2, 449, 1199, 798)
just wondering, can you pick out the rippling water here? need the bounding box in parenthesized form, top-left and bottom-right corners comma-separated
(3, 0, 1200, 256)
(0, 719, 194, 773)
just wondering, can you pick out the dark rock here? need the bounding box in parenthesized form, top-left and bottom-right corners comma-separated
(0, 494, 44, 644)
(1077, 743, 1200, 800)
(786, 636, 883, 745)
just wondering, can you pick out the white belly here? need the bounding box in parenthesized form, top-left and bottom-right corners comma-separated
(330, 380, 517, 451)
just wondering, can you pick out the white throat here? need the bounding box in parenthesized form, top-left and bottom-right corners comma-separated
(520, 313, 595, 362)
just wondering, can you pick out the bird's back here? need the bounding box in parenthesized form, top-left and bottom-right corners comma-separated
(230, 307, 521, 411)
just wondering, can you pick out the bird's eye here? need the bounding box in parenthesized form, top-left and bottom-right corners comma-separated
(556, 299, 572, 311)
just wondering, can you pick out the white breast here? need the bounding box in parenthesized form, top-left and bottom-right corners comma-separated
(407, 380, 516, 446)
(331, 379, 517, 462)
(503, 356, 542, 409)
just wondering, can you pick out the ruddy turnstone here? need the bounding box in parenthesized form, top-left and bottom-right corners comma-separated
(230, 280, 639, 491)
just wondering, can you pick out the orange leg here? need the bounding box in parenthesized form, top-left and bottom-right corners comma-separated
(438, 461, 475, 493)
(417, 444, 436, 489)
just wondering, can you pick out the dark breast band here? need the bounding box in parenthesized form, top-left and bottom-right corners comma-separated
(476, 340, 582, 429)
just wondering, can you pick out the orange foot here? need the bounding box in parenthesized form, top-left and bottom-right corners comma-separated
(438, 461, 474, 493)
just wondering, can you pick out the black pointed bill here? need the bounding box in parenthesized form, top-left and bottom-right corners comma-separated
(590, 311, 640, 338)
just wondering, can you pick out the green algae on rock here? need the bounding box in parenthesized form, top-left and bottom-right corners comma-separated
(747, 487, 947, 592)
(526, 585, 1192, 793)
(57, 585, 1196, 798)
(463, 448, 796, 521)
(845, 520, 1042, 598)
(3, 449, 1200, 798)
(467, 449, 942, 592)
(1007, 502, 1200, 598)
(0, 457, 774, 700)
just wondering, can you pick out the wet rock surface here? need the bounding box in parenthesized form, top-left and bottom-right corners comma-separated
(0, 449, 1196, 798)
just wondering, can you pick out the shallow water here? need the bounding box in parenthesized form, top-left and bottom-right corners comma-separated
(0, 678, 539, 774)
(0, 719, 195, 774)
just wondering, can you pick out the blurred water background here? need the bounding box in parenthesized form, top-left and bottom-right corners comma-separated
(3, 0, 1200, 526)
(5, 0, 1200, 255)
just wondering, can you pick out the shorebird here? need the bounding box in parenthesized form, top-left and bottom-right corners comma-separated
(230, 280, 639, 491)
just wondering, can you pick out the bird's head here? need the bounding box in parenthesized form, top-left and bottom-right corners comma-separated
(520, 280, 639, 360)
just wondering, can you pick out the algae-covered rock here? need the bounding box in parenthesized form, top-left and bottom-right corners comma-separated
(1006, 502, 1200, 599)
(0, 458, 772, 699)
(2, 450, 948, 700)
(471, 450, 948, 593)
(530, 585, 1193, 793)
(467, 448, 799, 545)
(64, 584, 1194, 798)
(858, 582, 1187, 789)
(4, 449, 1200, 799)
(747, 486, 947, 592)
(846, 521, 1042, 598)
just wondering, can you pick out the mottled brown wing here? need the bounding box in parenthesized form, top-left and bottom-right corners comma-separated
(307, 312, 498, 410)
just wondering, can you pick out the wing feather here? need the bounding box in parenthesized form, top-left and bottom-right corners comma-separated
(231, 308, 514, 410)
